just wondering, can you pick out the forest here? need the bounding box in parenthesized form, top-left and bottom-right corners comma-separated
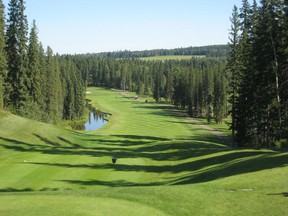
(0, 0, 287, 148)
(0, 0, 287, 215)
(94, 44, 230, 58)
(0, 0, 85, 123)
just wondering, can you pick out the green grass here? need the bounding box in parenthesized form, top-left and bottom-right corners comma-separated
(0, 87, 287, 216)
(139, 55, 205, 61)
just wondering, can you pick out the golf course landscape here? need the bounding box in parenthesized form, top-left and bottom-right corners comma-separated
(0, 87, 287, 215)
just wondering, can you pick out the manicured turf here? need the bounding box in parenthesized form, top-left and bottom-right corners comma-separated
(0, 87, 287, 216)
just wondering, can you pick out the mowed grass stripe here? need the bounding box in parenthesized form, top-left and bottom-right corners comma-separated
(0, 87, 287, 216)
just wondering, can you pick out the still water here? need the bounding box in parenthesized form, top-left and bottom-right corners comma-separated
(72, 104, 109, 131)
(84, 110, 108, 131)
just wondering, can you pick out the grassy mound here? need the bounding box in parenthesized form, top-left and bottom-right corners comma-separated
(0, 87, 287, 215)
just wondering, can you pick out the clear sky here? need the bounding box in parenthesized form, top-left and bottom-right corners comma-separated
(3, 0, 246, 54)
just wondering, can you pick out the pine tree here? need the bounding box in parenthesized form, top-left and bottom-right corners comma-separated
(153, 62, 165, 102)
(5, 0, 29, 113)
(44, 46, 63, 123)
(234, 0, 256, 147)
(0, 0, 7, 109)
(27, 20, 42, 118)
(163, 62, 174, 102)
(227, 5, 241, 146)
(231, 0, 288, 147)
(279, 0, 288, 146)
(213, 67, 226, 124)
(38, 42, 47, 121)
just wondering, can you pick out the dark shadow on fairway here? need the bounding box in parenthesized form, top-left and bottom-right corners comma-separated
(57, 136, 75, 145)
(0, 188, 33, 193)
(171, 153, 288, 185)
(1, 135, 287, 186)
(267, 192, 288, 197)
(27, 151, 288, 186)
(134, 104, 187, 118)
(58, 179, 162, 187)
(33, 133, 61, 146)
(111, 135, 171, 142)
(0, 187, 60, 193)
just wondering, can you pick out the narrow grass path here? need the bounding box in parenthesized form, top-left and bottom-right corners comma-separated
(189, 118, 229, 142)
(0, 87, 287, 216)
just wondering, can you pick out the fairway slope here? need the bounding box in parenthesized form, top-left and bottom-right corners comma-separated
(0, 88, 287, 216)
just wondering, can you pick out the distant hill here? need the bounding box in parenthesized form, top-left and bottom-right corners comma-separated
(92, 45, 230, 58)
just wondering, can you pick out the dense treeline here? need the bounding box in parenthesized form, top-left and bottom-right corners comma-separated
(1, 0, 285, 150)
(0, 0, 85, 123)
(68, 55, 228, 124)
(94, 45, 230, 58)
(227, 0, 288, 148)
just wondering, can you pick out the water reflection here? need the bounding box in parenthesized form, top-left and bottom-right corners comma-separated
(84, 109, 108, 131)
(72, 104, 109, 131)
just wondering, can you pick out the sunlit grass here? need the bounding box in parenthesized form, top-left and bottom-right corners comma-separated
(0, 87, 287, 216)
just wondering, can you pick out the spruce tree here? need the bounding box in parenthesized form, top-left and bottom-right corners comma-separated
(5, 0, 29, 113)
(227, 5, 240, 146)
(28, 20, 42, 117)
(45, 47, 63, 123)
(231, 0, 288, 147)
(0, 0, 7, 109)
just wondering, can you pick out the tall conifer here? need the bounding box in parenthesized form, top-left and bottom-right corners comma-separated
(28, 20, 42, 108)
(227, 5, 240, 146)
(5, 0, 29, 113)
(0, 0, 7, 109)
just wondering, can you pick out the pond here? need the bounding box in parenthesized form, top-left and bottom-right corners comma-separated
(73, 104, 109, 131)
(84, 109, 109, 131)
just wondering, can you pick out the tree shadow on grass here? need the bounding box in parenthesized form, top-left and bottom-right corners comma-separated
(171, 153, 288, 185)
(0, 187, 61, 193)
(134, 104, 187, 118)
(267, 192, 288, 198)
(1, 134, 287, 187)
(111, 135, 171, 142)
(27, 151, 288, 187)
(27, 151, 278, 174)
(33, 133, 61, 146)
(51, 152, 287, 187)
(58, 179, 162, 187)
(0, 188, 33, 193)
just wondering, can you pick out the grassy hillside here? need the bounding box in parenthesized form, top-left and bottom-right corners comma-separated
(0, 87, 287, 216)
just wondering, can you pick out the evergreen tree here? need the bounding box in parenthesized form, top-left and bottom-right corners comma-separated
(227, 5, 241, 146)
(213, 68, 226, 124)
(27, 20, 42, 117)
(230, 0, 288, 147)
(5, 0, 29, 113)
(0, 0, 7, 109)
(44, 47, 63, 123)
(163, 63, 174, 102)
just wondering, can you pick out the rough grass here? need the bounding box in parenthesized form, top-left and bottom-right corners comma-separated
(0, 87, 287, 216)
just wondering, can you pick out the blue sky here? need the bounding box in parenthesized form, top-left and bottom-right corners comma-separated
(3, 0, 245, 54)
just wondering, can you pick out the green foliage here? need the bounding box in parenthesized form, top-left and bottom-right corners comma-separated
(67, 55, 228, 125)
(96, 45, 230, 58)
(139, 55, 205, 61)
(60, 57, 85, 120)
(5, 0, 29, 113)
(228, 0, 288, 148)
(0, 1, 85, 124)
(28, 20, 42, 111)
(0, 0, 6, 109)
